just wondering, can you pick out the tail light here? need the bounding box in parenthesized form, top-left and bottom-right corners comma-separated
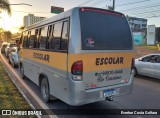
(71, 61, 83, 81)
(81, 8, 123, 17)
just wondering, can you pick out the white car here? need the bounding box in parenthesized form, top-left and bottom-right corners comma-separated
(8, 47, 19, 68)
(1, 42, 8, 54)
(135, 53, 160, 79)
(5, 43, 17, 58)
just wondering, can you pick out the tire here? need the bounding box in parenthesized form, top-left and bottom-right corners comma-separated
(41, 77, 50, 103)
(19, 64, 26, 79)
(134, 67, 138, 77)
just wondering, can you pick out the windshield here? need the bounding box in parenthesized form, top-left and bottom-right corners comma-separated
(79, 8, 133, 50)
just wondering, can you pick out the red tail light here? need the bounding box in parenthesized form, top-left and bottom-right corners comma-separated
(71, 61, 83, 75)
(81, 8, 123, 17)
(131, 58, 135, 69)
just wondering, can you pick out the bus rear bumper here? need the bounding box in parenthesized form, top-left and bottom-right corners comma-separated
(68, 71, 134, 106)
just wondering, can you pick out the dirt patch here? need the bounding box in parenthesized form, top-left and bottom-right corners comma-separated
(135, 45, 159, 58)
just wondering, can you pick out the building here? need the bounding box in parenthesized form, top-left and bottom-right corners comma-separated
(126, 16, 147, 45)
(23, 14, 46, 27)
(147, 25, 156, 45)
(133, 32, 146, 45)
(126, 16, 147, 32)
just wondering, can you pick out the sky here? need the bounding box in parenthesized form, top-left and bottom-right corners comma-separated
(0, 0, 159, 33)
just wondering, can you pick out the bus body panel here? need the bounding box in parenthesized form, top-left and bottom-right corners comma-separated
(68, 8, 82, 54)
(67, 71, 134, 106)
(18, 7, 135, 106)
(22, 49, 71, 103)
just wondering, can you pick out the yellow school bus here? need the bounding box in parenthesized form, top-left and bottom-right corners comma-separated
(18, 7, 135, 106)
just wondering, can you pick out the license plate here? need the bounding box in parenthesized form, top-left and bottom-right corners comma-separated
(103, 88, 117, 97)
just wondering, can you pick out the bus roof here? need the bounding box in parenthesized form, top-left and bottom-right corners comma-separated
(23, 7, 125, 31)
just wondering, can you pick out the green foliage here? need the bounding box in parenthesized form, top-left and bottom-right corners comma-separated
(0, 63, 36, 118)
(19, 26, 25, 32)
(0, 0, 11, 15)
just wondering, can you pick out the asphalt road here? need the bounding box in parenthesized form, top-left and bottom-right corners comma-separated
(1, 54, 160, 118)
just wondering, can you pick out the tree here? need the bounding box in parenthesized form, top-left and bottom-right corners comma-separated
(0, 0, 11, 15)
(19, 26, 25, 32)
(0, 28, 4, 40)
(3, 31, 12, 42)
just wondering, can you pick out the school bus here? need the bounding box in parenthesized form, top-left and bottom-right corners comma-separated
(18, 7, 135, 106)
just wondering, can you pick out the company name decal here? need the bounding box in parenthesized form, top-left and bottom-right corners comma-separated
(33, 52, 50, 62)
(95, 70, 123, 83)
(96, 57, 124, 65)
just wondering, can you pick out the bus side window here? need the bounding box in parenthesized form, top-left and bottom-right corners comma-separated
(50, 22, 63, 50)
(29, 29, 36, 48)
(50, 24, 54, 49)
(46, 25, 52, 49)
(61, 21, 69, 51)
(19, 34, 23, 46)
(39, 26, 48, 49)
(27, 31, 31, 48)
(35, 29, 38, 48)
(35, 29, 41, 48)
(23, 32, 29, 48)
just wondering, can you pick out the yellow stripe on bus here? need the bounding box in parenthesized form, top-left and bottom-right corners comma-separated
(22, 49, 134, 72)
(68, 52, 134, 72)
(23, 49, 67, 71)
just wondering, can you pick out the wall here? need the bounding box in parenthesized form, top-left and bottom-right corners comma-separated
(147, 25, 156, 45)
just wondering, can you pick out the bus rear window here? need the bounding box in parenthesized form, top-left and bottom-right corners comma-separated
(79, 8, 133, 50)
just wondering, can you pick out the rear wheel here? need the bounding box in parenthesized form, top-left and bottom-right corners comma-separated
(134, 67, 138, 77)
(41, 77, 50, 103)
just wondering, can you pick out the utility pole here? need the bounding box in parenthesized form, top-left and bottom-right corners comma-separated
(113, 0, 115, 11)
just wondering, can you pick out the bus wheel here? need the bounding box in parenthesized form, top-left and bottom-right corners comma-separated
(41, 77, 50, 103)
(134, 67, 138, 77)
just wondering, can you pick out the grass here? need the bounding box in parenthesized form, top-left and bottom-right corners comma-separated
(144, 45, 158, 50)
(0, 62, 36, 118)
(137, 45, 158, 51)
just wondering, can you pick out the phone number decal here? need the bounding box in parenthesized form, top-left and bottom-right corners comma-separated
(95, 70, 123, 82)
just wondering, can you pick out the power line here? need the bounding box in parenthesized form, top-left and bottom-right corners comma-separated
(121, 2, 160, 12)
(116, 0, 150, 7)
(101, 0, 160, 19)
(124, 9, 160, 19)
(12, 10, 50, 14)
(122, 6, 160, 18)
(90, 0, 106, 7)
(127, 9, 160, 15)
(144, 15, 160, 18)
(78, 0, 93, 6)
(128, 13, 160, 19)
